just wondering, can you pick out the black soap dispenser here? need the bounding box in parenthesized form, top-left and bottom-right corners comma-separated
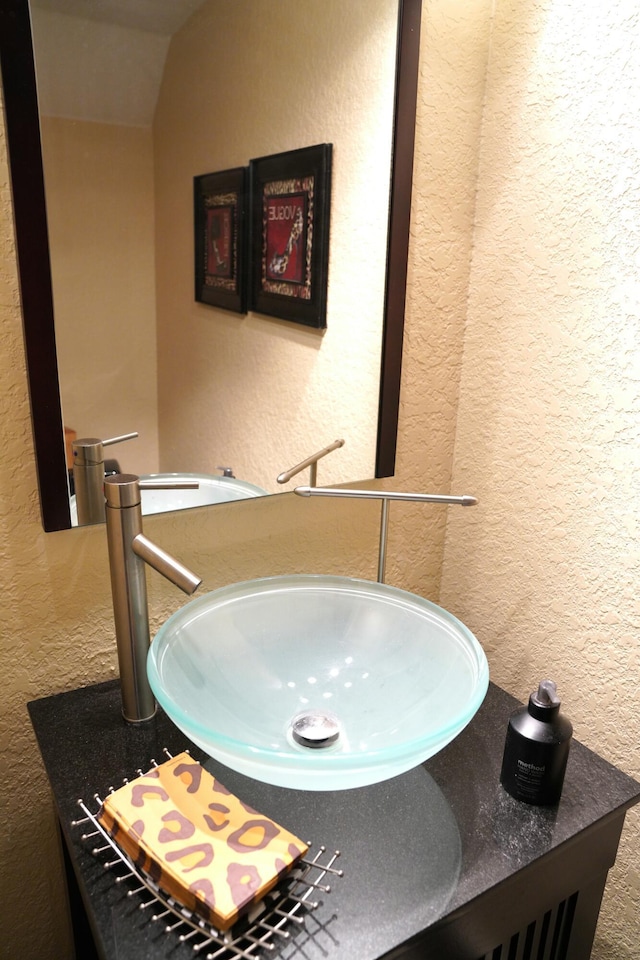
(500, 680, 573, 805)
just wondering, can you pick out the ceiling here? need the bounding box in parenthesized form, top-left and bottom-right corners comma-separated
(31, 0, 205, 35)
(30, 0, 208, 124)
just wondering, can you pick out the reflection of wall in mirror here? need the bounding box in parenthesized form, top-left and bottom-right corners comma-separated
(36, 0, 398, 492)
(40, 117, 159, 473)
(34, 6, 167, 476)
(154, 0, 397, 492)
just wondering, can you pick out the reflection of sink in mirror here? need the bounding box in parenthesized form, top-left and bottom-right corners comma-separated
(147, 575, 489, 791)
(70, 472, 267, 525)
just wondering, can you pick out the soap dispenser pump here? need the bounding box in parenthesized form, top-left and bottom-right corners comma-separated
(500, 680, 573, 805)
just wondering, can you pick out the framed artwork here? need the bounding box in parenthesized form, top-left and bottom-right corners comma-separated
(249, 143, 332, 329)
(194, 166, 248, 313)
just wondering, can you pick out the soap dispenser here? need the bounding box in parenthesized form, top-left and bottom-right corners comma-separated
(500, 680, 573, 805)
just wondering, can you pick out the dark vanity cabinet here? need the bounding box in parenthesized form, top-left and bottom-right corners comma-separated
(29, 681, 639, 960)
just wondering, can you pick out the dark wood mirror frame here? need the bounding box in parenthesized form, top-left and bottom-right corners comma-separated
(0, 0, 422, 532)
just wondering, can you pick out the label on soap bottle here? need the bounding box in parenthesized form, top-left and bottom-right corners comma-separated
(513, 757, 546, 801)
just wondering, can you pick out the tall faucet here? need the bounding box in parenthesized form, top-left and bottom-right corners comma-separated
(104, 474, 202, 723)
(294, 486, 477, 584)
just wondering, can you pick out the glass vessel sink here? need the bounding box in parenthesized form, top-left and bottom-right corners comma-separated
(147, 575, 489, 790)
(70, 472, 267, 524)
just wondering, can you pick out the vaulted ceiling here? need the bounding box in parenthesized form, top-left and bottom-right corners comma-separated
(30, 0, 207, 125)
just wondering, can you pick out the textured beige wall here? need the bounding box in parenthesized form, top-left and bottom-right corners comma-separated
(40, 117, 159, 473)
(439, 0, 640, 955)
(154, 0, 397, 492)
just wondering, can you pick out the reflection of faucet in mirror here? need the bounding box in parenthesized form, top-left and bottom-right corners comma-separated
(72, 432, 138, 525)
(104, 474, 202, 723)
(295, 486, 478, 584)
(277, 439, 345, 488)
(72, 431, 205, 526)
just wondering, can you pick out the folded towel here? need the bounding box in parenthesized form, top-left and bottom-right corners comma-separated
(98, 751, 308, 930)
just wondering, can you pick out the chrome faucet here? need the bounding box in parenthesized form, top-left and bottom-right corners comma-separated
(73, 432, 138, 525)
(294, 486, 477, 584)
(104, 474, 202, 723)
(277, 439, 345, 487)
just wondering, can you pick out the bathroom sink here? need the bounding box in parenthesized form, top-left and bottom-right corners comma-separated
(147, 575, 489, 790)
(70, 472, 267, 524)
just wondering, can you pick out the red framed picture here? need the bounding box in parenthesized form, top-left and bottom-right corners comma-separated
(249, 144, 332, 329)
(194, 167, 248, 313)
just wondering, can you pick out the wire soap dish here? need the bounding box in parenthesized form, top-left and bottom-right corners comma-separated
(71, 749, 342, 959)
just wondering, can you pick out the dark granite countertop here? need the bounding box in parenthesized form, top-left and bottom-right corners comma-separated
(28, 681, 640, 960)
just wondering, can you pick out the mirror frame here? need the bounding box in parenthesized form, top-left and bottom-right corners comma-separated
(0, 0, 421, 532)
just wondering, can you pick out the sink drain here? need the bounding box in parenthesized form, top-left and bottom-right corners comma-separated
(290, 710, 341, 749)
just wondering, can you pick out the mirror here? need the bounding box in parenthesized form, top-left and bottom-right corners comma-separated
(0, 0, 421, 530)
